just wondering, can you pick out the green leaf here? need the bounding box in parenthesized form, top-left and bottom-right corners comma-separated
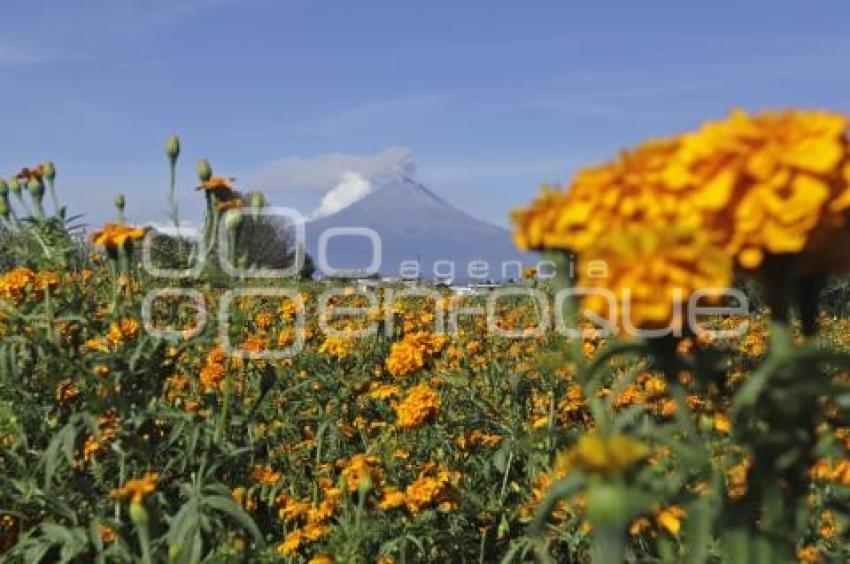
(203, 494, 265, 545)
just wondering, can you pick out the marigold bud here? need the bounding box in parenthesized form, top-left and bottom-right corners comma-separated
(250, 191, 266, 210)
(197, 158, 212, 183)
(166, 135, 180, 163)
(225, 210, 243, 231)
(42, 160, 56, 182)
(129, 501, 149, 526)
(0, 178, 7, 196)
(114, 194, 126, 212)
(586, 481, 628, 528)
(168, 544, 181, 560)
(698, 415, 714, 434)
(250, 191, 266, 219)
(0, 195, 9, 218)
(27, 178, 44, 202)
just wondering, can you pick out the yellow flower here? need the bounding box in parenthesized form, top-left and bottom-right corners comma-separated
(394, 383, 440, 429)
(106, 317, 140, 347)
(555, 433, 649, 477)
(456, 430, 503, 450)
(713, 412, 732, 434)
(55, 379, 80, 405)
(512, 138, 684, 253)
(578, 223, 731, 331)
(92, 223, 147, 251)
(377, 487, 406, 511)
(277, 530, 302, 556)
(655, 505, 686, 535)
(215, 195, 244, 212)
(727, 457, 751, 500)
(251, 464, 282, 486)
(664, 109, 850, 272)
(99, 524, 116, 544)
(110, 472, 158, 504)
(797, 546, 821, 564)
(318, 335, 355, 359)
(512, 109, 850, 279)
(276, 495, 311, 522)
(197, 176, 237, 200)
(199, 362, 226, 393)
(0, 267, 36, 302)
(404, 463, 459, 514)
(301, 521, 328, 541)
(340, 454, 383, 493)
(367, 383, 401, 400)
(385, 332, 446, 378)
(254, 311, 275, 330)
(385, 340, 426, 378)
(819, 510, 838, 539)
(810, 458, 850, 486)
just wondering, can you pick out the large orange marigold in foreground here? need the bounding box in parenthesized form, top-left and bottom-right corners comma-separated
(512, 109, 850, 329)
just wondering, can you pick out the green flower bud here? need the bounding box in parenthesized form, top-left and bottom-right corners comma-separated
(0, 195, 10, 219)
(168, 544, 181, 561)
(27, 178, 44, 202)
(114, 194, 126, 212)
(9, 177, 21, 196)
(197, 158, 212, 183)
(0, 178, 7, 196)
(166, 135, 180, 163)
(129, 501, 149, 526)
(357, 474, 373, 495)
(586, 481, 628, 529)
(225, 210, 243, 231)
(42, 160, 56, 182)
(250, 191, 266, 210)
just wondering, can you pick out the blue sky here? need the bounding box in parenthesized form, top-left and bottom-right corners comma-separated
(2, 0, 850, 227)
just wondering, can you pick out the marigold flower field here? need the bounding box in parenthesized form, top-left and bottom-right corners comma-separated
(2, 110, 850, 562)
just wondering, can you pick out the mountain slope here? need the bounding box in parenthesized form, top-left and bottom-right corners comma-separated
(304, 177, 529, 281)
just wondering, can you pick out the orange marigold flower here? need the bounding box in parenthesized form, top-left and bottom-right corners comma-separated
(110, 472, 158, 504)
(197, 176, 237, 200)
(277, 530, 302, 556)
(340, 454, 383, 493)
(318, 335, 355, 359)
(578, 223, 731, 331)
(377, 487, 406, 511)
(251, 464, 282, 486)
(554, 433, 649, 477)
(664, 109, 850, 272)
(404, 463, 459, 514)
(92, 223, 147, 251)
(512, 138, 683, 253)
(15, 165, 44, 182)
(394, 383, 440, 429)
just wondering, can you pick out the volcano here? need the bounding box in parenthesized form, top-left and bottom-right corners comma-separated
(304, 178, 529, 281)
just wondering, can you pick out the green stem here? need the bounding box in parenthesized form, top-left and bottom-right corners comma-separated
(217, 368, 231, 443)
(592, 525, 625, 564)
(136, 519, 153, 564)
(47, 178, 60, 216)
(498, 450, 513, 505)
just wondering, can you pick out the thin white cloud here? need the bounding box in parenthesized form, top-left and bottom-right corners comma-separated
(0, 0, 231, 65)
(303, 93, 445, 135)
(421, 155, 582, 184)
(247, 146, 415, 193)
(0, 43, 45, 67)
